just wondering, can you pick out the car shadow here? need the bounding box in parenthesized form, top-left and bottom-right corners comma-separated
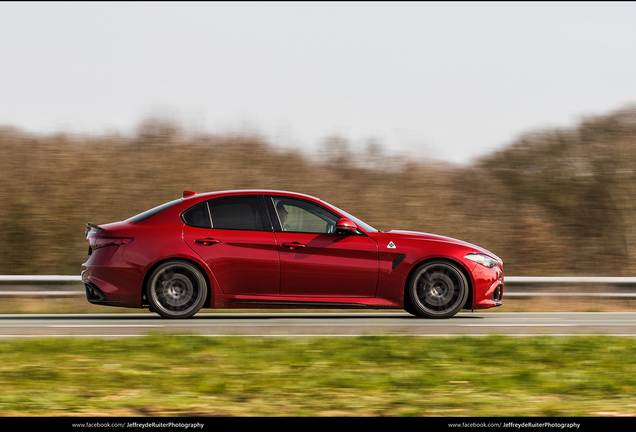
(0, 312, 486, 320)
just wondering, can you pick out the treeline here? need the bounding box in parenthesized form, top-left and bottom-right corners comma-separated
(1, 107, 636, 276)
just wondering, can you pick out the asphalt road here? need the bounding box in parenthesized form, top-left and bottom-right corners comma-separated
(1, 311, 636, 337)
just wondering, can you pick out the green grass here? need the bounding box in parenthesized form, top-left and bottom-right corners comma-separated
(1, 335, 635, 416)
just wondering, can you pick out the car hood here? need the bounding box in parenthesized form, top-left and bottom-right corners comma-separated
(385, 230, 501, 260)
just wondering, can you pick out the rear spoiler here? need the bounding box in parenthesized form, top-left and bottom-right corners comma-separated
(85, 222, 103, 237)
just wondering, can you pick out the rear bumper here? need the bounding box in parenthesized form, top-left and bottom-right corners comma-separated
(81, 267, 143, 307)
(83, 280, 133, 307)
(81, 245, 144, 308)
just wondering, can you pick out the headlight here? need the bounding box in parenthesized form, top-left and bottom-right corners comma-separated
(465, 253, 498, 268)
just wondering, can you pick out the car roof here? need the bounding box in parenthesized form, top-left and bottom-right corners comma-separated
(182, 189, 322, 202)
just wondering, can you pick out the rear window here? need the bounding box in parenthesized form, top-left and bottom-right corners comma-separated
(126, 199, 182, 223)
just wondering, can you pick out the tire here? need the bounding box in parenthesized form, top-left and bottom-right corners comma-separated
(146, 260, 207, 319)
(405, 260, 468, 319)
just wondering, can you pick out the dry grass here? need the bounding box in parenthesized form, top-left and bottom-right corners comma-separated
(2, 106, 636, 278)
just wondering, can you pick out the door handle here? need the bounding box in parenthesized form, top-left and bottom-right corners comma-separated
(281, 242, 306, 250)
(195, 238, 220, 246)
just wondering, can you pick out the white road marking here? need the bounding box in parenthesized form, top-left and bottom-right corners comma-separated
(48, 324, 163, 328)
(461, 324, 576, 327)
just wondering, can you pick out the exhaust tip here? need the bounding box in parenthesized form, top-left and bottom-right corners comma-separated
(85, 282, 106, 302)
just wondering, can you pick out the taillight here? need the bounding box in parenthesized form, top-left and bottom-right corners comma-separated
(89, 237, 134, 251)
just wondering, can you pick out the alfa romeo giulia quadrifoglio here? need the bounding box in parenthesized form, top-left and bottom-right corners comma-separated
(82, 190, 503, 318)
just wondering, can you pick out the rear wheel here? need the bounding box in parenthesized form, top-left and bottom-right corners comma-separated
(147, 260, 207, 319)
(405, 261, 468, 319)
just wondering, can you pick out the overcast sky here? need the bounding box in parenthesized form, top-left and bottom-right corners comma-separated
(2, 2, 636, 164)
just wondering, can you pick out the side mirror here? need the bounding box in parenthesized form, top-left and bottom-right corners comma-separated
(336, 218, 358, 234)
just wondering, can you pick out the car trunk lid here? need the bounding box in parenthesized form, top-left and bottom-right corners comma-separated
(85, 222, 134, 256)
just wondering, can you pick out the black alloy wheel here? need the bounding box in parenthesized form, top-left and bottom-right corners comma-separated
(406, 260, 468, 319)
(147, 260, 207, 319)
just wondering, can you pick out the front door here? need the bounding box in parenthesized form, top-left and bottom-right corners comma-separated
(271, 196, 379, 297)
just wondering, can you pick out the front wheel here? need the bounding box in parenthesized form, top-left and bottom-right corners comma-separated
(146, 260, 207, 319)
(405, 261, 468, 319)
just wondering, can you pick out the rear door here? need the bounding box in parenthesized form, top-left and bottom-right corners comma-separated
(182, 195, 280, 295)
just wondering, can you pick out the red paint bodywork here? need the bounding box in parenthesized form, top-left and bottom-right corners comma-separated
(81, 190, 503, 314)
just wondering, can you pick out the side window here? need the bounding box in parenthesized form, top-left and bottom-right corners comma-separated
(272, 197, 340, 234)
(182, 196, 267, 231)
(208, 196, 266, 231)
(181, 202, 212, 228)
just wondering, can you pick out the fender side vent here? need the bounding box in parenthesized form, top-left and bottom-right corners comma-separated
(392, 254, 407, 270)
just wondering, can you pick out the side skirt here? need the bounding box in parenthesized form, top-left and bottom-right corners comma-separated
(231, 300, 371, 308)
(212, 295, 403, 310)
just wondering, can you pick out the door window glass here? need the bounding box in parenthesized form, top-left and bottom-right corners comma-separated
(209, 196, 267, 231)
(183, 196, 267, 231)
(272, 197, 339, 234)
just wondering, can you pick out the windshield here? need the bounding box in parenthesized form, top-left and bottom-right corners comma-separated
(324, 202, 378, 233)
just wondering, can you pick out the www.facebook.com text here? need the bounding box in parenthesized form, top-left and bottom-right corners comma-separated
(71, 422, 205, 429)
(448, 422, 581, 429)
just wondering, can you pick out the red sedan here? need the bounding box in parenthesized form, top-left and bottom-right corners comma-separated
(82, 190, 503, 318)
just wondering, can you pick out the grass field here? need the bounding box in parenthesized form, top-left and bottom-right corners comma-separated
(1, 335, 635, 417)
(1, 296, 635, 418)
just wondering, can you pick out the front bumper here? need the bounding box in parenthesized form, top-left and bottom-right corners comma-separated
(470, 263, 504, 310)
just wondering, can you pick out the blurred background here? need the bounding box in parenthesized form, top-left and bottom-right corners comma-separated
(2, 2, 636, 278)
